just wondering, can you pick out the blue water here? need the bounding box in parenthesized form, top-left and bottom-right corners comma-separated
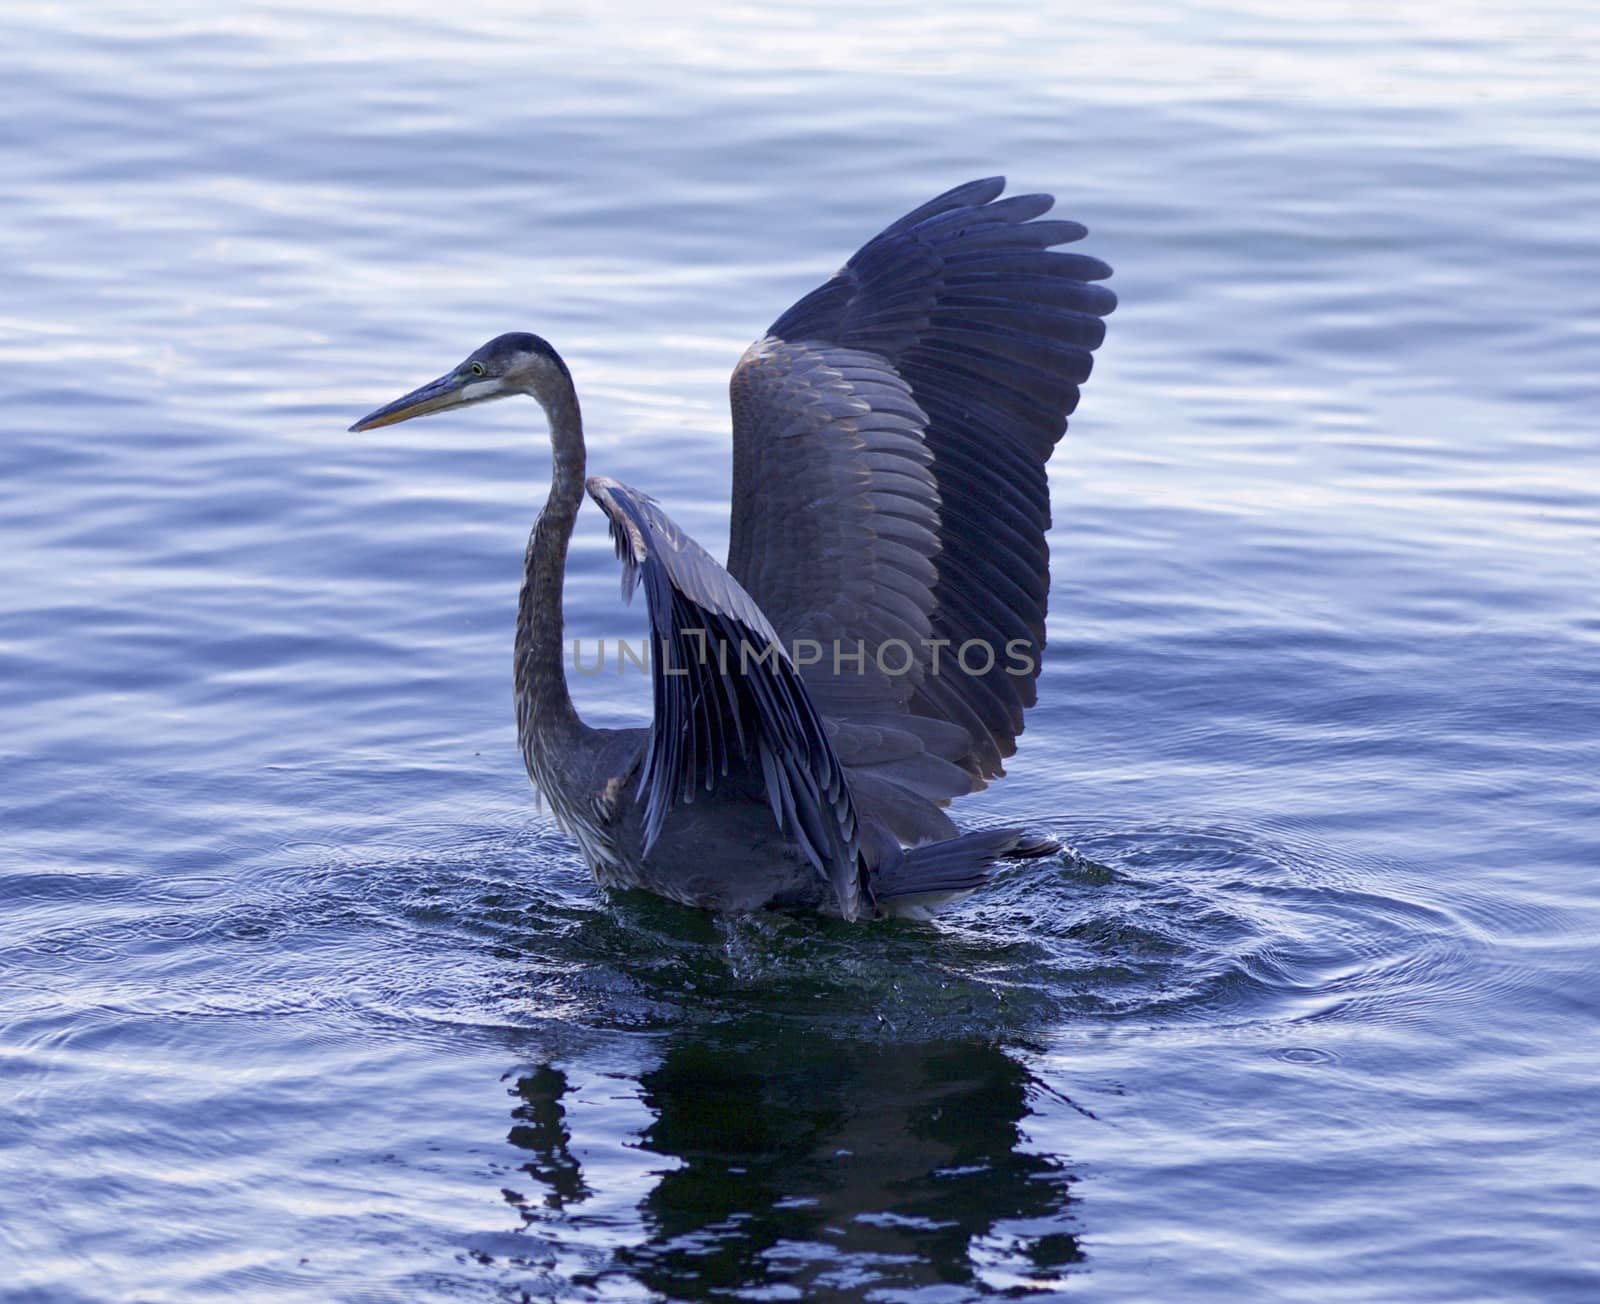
(3, 2, 1598, 1299)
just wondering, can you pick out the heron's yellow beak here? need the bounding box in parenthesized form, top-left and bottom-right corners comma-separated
(349, 371, 501, 432)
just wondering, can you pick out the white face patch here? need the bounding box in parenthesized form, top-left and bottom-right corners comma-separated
(459, 379, 503, 402)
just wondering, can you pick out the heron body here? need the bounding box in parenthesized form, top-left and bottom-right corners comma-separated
(351, 178, 1115, 920)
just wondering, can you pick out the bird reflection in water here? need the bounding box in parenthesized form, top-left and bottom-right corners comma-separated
(505, 1064, 590, 1213)
(501, 1031, 1085, 1297)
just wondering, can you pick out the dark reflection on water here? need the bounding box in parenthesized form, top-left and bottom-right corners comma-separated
(507, 1033, 1081, 1299)
(508, 1065, 591, 1213)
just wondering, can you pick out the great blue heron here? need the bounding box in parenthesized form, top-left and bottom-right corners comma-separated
(351, 178, 1115, 920)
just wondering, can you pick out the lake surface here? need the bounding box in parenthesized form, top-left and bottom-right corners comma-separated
(3, 2, 1598, 1299)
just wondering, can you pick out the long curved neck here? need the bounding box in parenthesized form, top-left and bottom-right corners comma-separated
(515, 378, 586, 767)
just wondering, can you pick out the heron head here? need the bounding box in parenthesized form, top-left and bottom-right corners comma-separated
(348, 332, 571, 432)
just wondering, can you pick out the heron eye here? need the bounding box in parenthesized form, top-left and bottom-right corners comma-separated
(470, 362, 486, 377)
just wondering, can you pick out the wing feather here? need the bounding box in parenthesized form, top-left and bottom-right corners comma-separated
(726, 178, 1115, 836)
(587, 476, 866, 917)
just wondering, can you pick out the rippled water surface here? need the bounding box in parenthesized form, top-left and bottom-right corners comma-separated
(4, 2, 1599, 1299)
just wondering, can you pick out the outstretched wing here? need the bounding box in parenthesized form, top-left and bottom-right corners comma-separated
(586, 476, 865, 919)
(726, 177, 1115, 834)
